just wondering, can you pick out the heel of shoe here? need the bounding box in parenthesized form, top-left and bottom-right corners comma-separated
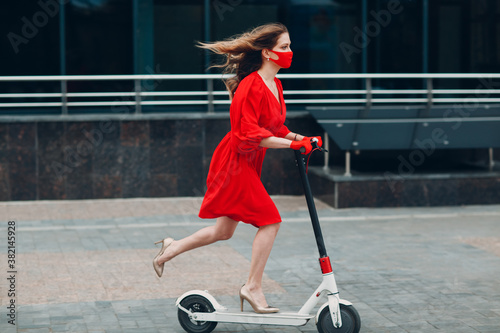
(238, 286, 279, 314)
(152, 238, 174, 278)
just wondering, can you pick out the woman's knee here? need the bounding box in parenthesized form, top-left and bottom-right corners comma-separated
(217, 231, 234, 241)
(215, 227, 235, 241)
(214, 217, 238, 241)
(271, 221, 281, 229)
(261, 222, 281, 234)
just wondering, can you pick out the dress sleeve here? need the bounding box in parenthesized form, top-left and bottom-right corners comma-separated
(275, 124, 291, 138)
(233, 78, 274, 153)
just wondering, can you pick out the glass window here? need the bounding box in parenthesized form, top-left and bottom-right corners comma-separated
(431, 0, 500, 74)
(152, 0, 204, 110)
(154, 1, 204, 75)
(210, 0, 361, 78)
(468, 0, 499, 72)
(0, 1, 60, 106)
(287, 1, 361, 94)
(66, 0, 133, 95)
(428, 0, 500, 90)
(66, 0, 133, 75)
(208, 0, 362, 109)
(0, 2, 60, 76)
(367, 0, 422, 90)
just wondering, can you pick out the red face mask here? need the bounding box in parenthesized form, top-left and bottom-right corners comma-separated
(269, 50, 293, 68)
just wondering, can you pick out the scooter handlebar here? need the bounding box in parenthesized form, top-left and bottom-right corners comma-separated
(299, 139, 328, 154)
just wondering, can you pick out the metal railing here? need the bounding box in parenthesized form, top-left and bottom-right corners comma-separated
(1, 73, 500, 114)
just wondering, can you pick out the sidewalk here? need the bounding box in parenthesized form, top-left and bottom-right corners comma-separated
(1, 196, 500, 333)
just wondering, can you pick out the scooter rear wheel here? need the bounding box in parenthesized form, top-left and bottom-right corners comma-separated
(177, 295, 218, 333)
(317, 303, 361, 333)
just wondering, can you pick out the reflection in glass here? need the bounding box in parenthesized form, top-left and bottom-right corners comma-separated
(65, 0, 133, 105)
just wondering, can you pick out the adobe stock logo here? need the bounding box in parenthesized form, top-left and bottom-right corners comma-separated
(339, 0, 403, 64)
(212, 0, 243, 21)
(7, 0, 70, 54)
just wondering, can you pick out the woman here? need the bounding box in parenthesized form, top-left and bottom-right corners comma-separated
(153, 23, 322, 314)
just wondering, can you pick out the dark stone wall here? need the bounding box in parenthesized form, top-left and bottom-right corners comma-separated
(0, 112, 323, 201)
(2, 112, 498, 206)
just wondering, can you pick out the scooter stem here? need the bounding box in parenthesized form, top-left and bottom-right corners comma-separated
(294, 149, 328, 258)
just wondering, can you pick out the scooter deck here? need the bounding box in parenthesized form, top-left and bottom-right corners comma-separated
(189, 309, 314, 326)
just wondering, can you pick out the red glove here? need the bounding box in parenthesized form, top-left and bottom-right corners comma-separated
(303, 136, 323, 148)
(290, 140, 313, 154)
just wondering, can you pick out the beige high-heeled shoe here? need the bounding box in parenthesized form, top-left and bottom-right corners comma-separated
(239, 285, 279, 314)
(153, 238, 174, 278)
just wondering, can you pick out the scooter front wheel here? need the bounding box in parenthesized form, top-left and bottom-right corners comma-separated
(317, 303, 361, 333)
(177, 295, 218, 333)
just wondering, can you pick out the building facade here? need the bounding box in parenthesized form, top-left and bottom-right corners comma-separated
(2, 1, 499, 89)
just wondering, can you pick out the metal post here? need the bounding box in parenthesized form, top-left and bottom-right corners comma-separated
(59, 1, 66, 76)
(135, 79, 142, 114)
(59, 0, 67, 115)
(133, 0, 154, 75)
(61, 80, 68, 115)
(427, 77, 433, 110)
(489, 148, 495, 171)
(323, 131, 329, 171)
(207, 79, 214, 114)
(361, 0, 368, 75)
(344, 151, 352, 177)
(423, 0, 429, 74)
(365, 77, 372, 110)
(204, 0, 213, 113)
(133, 0, 138, 74)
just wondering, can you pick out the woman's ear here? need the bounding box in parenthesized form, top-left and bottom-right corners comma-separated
(262, 49, 279, 61)
(261, 49, 270, 61)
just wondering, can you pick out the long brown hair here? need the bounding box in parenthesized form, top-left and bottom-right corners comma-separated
(197, 23, 288, 98)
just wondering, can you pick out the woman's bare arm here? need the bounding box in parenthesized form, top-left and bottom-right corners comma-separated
(259, 136, 293, 149)
(259, 132, 307, 149)
(284, 132, 305, 141)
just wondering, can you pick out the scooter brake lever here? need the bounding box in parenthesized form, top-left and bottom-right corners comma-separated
(311, 142, 328, 152)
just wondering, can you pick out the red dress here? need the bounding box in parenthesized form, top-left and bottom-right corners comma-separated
(198, 71, 290, 227)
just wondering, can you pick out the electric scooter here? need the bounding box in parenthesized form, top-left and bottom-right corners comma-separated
(175, 141, 361, 333)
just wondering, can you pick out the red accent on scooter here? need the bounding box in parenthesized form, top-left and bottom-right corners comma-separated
(319, 257, 333, 274)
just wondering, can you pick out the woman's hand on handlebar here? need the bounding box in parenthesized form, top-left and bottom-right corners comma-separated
(303, 136, 323, 148)
(290, 140, 313, 154)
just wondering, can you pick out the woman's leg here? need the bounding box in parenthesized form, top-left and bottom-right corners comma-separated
(157, 216, 238, 265)
(244, 222, 281, 307)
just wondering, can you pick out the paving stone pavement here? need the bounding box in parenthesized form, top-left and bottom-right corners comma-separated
(1, 196, 500, 333)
